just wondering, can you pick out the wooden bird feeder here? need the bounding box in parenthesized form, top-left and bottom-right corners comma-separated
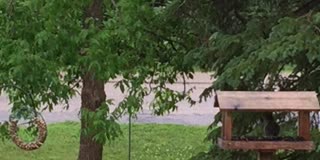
(214, 91, 320, 160)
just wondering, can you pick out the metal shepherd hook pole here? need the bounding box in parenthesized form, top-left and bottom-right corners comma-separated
(128, 107, 132, 160)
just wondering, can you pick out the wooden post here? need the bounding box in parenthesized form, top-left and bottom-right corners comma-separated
(298, 111, 311, 140)
(258, 151, 274, 160)
(222, 111, 232, 140)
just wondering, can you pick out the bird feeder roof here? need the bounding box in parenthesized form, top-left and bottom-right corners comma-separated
(214, 91, 320, 111)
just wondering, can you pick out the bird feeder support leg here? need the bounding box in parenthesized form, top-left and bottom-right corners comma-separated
(298, 111, 311, 140)
(258, 151, 274, 160)
(222, 111, 232, 140)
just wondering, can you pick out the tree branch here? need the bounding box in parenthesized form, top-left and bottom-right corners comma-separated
(143, 28, 188, 50)
(294, 0, 320, 16)
(151, 0, 166, 7)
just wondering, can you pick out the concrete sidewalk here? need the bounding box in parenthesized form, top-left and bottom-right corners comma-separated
(0, 73, 218, 126)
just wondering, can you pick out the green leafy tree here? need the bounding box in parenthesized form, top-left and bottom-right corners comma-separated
(164, 0, 320, 159)
(0, 0, 195, 159)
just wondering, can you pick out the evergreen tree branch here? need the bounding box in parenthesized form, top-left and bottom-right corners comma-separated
(294, 0, 320, 16)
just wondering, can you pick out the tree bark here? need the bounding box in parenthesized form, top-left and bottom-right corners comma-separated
(78, 1, 105, 160)
(78, 72, 106, 160)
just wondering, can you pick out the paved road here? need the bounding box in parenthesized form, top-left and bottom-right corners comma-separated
(0, 73, 218, 126)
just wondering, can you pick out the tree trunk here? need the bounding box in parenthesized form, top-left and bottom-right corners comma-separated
(78, 1, 105, 160)
(78, 72, 106, 160)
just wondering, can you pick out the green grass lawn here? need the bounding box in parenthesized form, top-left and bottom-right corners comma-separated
(0, 122, 209, 160)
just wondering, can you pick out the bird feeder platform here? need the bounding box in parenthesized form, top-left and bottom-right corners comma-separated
(214, 91, 320, 160)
